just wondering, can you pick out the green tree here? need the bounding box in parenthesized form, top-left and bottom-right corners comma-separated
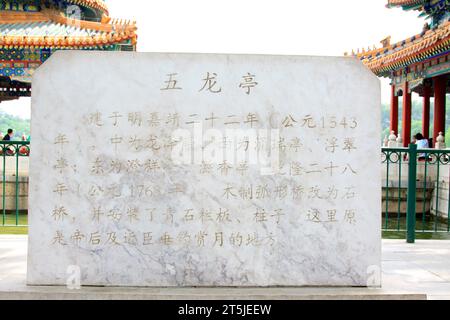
(0, 111, 30, 140)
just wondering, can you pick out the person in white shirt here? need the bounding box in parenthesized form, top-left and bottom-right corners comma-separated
(414, 133, 429, 160)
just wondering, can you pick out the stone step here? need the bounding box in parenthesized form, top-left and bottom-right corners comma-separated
(0, 285, 427, 300)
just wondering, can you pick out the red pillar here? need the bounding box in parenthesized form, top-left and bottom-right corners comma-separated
(422, 85, 431, 139)
(433, 75, 447, 142)
(402, 82, 412, 147)
(390, 84, 399, 135)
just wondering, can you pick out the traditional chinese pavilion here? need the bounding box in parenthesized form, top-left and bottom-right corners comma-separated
(351, 0, 449, 146)
(0, 0, 137, 103)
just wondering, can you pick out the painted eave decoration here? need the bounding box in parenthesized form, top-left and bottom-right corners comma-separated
(347, 0, 450, 77)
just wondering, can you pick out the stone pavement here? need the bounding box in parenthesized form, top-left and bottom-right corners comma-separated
(382, 239, 450, 300)
(0, 236, 449, 300)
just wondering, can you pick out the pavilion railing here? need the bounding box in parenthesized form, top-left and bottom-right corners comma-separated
(382, 144, 450, 243)
(1, 141, 30, 227)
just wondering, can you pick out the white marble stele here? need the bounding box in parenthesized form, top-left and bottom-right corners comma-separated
(27, 51, 381, 287)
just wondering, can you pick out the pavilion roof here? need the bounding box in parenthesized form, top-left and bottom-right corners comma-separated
(0, 22, 104, 37)
(387, 0, 425, 7)
(0, 0, 135, 101)
(0, 9, 137, 49)
(386, 1, 449, 18)
(351, 20, 450, 77)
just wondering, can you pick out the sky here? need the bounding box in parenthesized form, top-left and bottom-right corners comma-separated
(0, 0, 426, 119)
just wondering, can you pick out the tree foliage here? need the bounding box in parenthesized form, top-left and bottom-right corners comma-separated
(0, 111, 30, 140)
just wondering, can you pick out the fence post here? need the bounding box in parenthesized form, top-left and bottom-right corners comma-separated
(406, 143, 417, 243)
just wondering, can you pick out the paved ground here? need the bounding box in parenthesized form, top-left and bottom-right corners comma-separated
(382, 239, 450, 300)
(0, 236, 449, 300)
